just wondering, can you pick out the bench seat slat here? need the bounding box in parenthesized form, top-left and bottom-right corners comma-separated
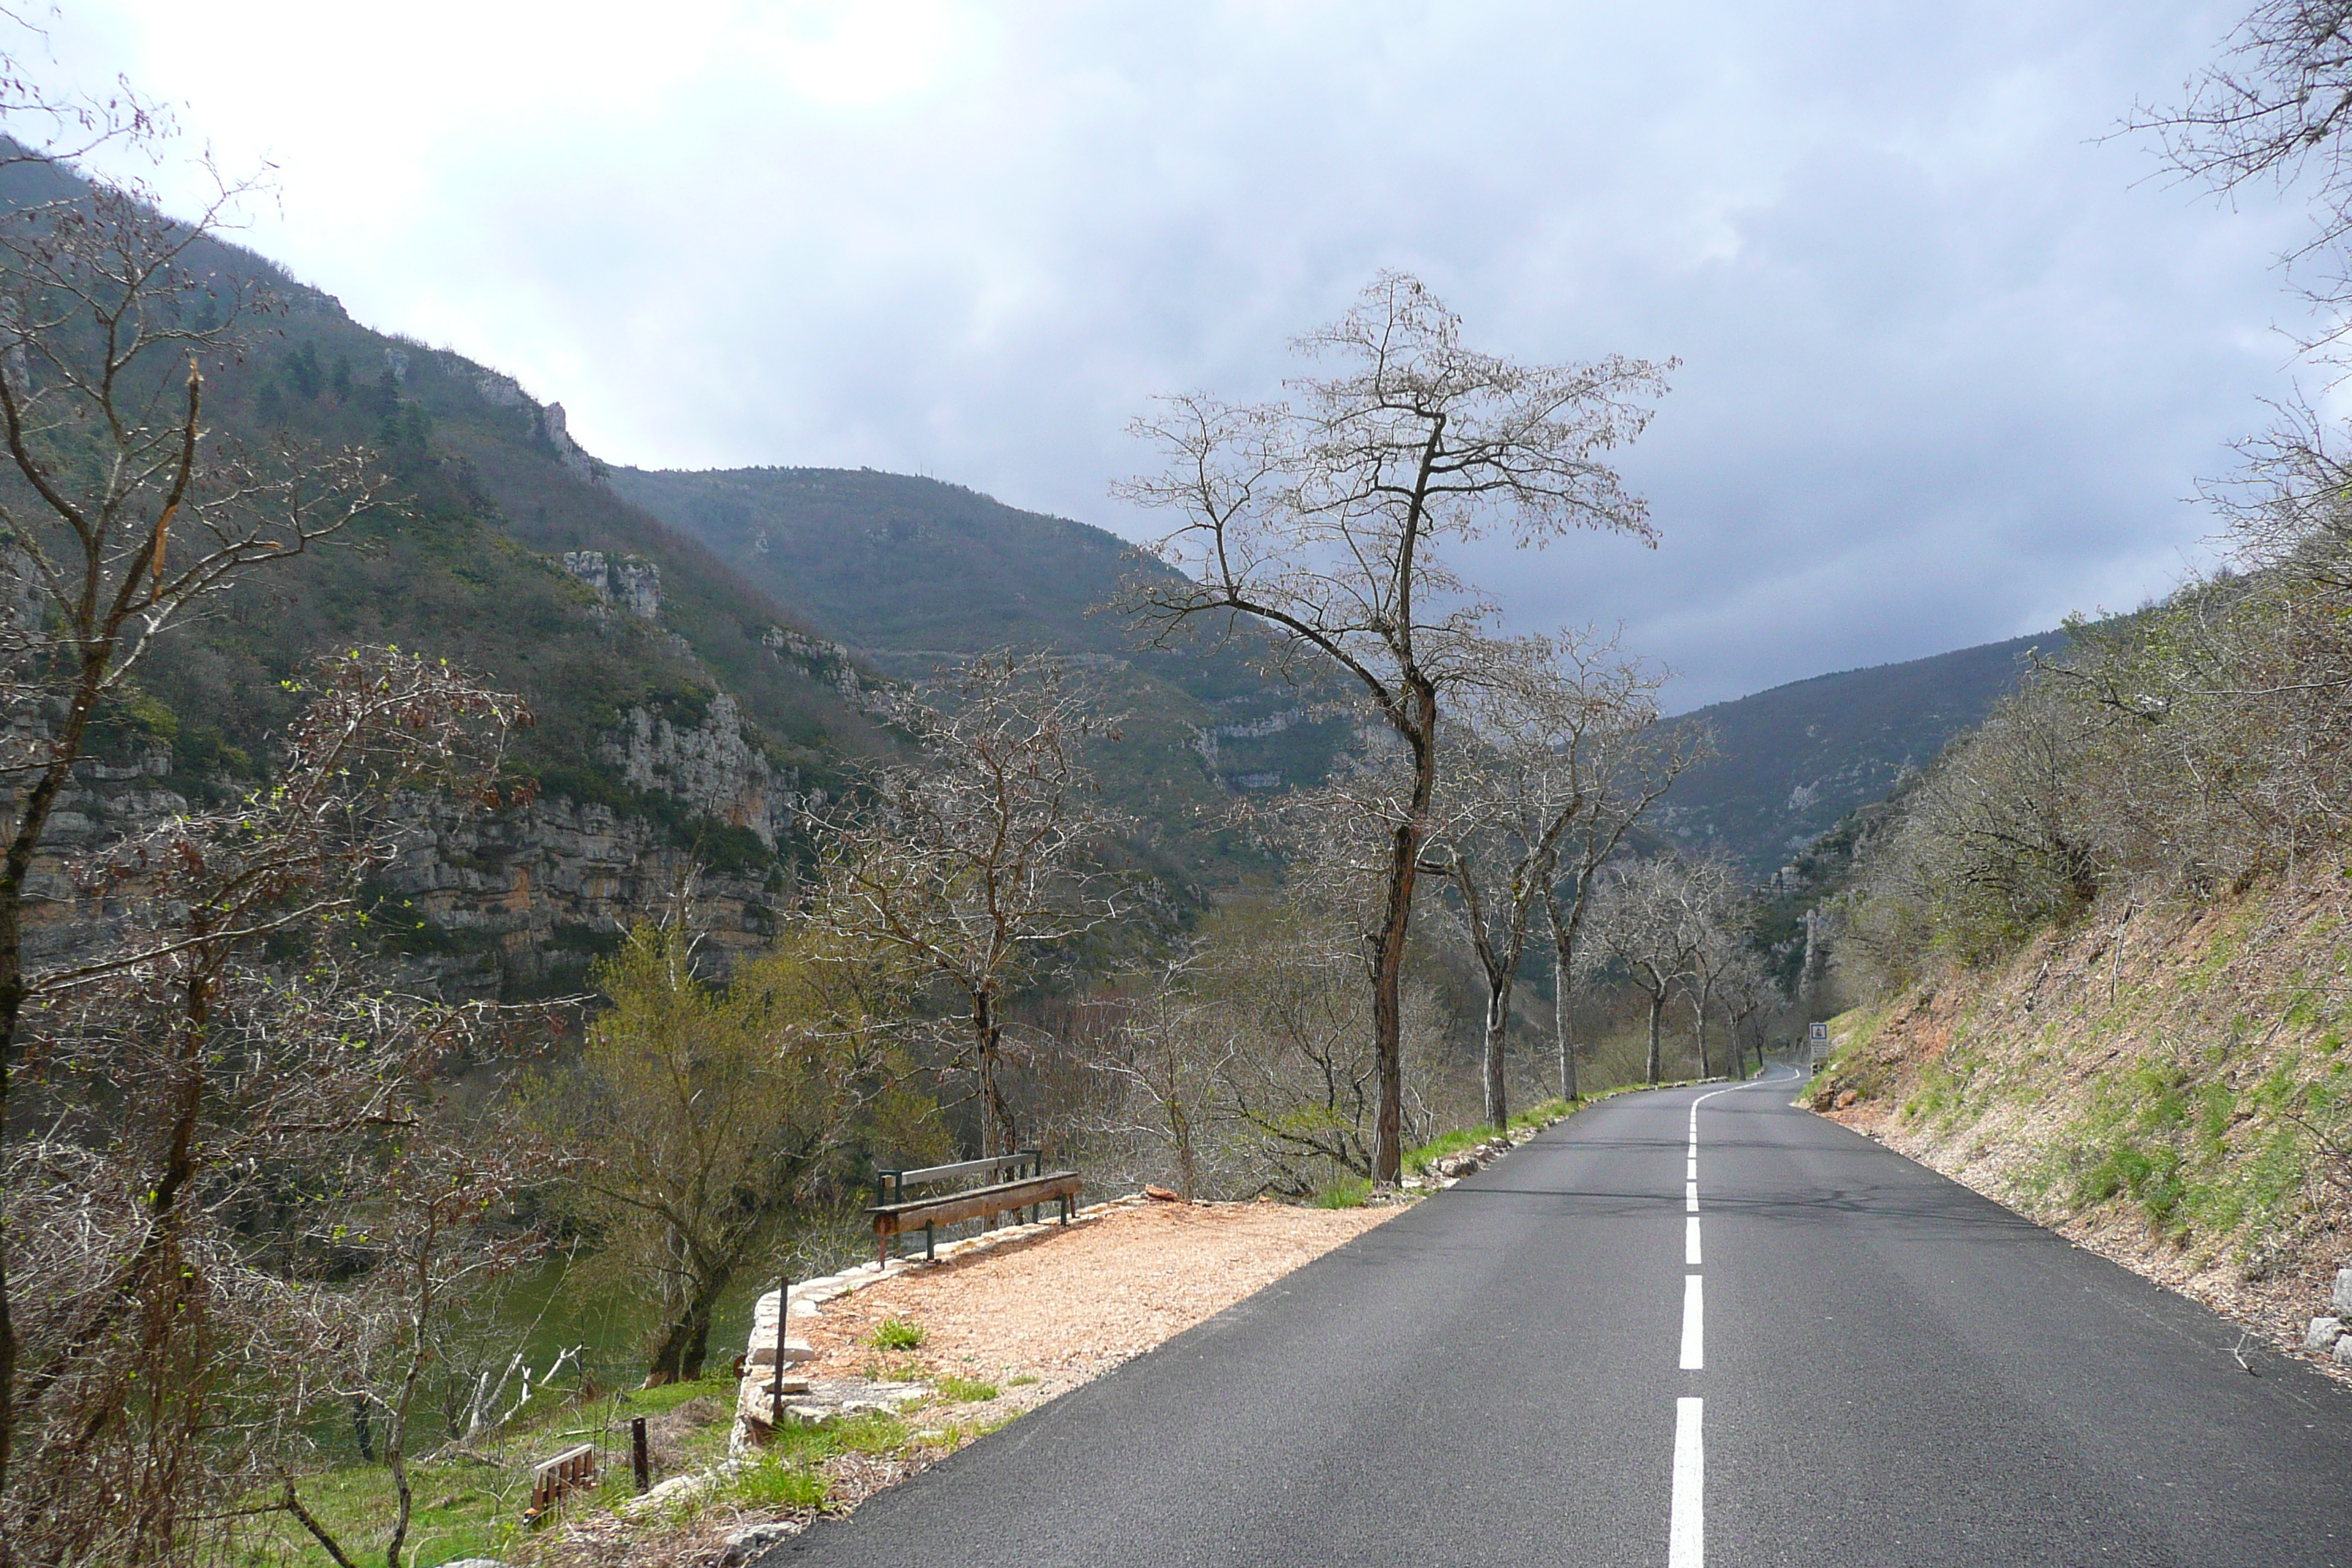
(867, 1172, 1082, 1237)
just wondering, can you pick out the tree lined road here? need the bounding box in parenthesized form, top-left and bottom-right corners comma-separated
(769, 1074, 2352, 1567)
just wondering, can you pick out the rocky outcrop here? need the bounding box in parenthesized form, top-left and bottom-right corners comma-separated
(596, 692, 810, 851)
(562, 551, 662, 621)
(466, 363, 604, 483)
(538, 402, 603, 484)
(380, 686, 821, 990)
(12, 745, 189, 968)
(382, 791, 782, 995)
(759, 625, 888, 706)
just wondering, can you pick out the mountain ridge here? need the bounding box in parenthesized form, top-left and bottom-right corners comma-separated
(1658, 630, 2063, 877)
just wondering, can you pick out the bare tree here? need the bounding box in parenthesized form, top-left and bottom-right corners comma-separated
(2133, 1, 2352, 352)
(1117, 273, 1671, 1181)
(1193, 897, 1444, 1197)
(1718, 948, 1782, 1080)
(1078, 952, 1239, 1202)
(279, 1129, 556, 1568)
(810, 653, 1128, 1156)
(4, 649, 524, 1565)
(1539, 717, 1700, 1101)
(1678, 871, 1752, 1079)
(0, 129, 392, 1509)
(1586, 856, 1736, 1085)
(1420, 629, 1665, 1128)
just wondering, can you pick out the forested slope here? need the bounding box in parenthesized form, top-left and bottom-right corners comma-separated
(0, 152, 894, 993)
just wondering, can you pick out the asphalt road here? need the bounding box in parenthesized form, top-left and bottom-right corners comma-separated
(768, 1069, 2352, 1567)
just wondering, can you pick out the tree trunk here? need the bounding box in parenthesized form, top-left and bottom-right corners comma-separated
(1169, 1095, 1195, 1202)
(1482, 982, 1510, 1131)
(1553, 948, 1578, 1102)
(1370, 676, 1439, 1186)
(973, 987, 1017, 1158)
(1549, 902, 1580, 1103)
(1369, 862, 1411, 1185)
(1646, 990, 1664, 1085)
(1693, 982, 1711, 1079)
(643, 1275, 725, 1387)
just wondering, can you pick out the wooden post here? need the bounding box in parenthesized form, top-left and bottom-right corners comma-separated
(630, 1416, 649, 1492)
(768, 1271, 788, 1427)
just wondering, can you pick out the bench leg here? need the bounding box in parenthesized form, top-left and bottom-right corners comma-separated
(924, 1222, 934, 1262)
(877, 1233, 889, 1270)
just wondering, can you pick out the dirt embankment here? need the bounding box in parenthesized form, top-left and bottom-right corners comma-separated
(1814, 866, 2352, 1365)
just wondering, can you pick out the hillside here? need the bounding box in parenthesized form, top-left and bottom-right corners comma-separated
(1659, 631, 2062, 877)
(613, 466, 1359, 858)
(0, 154, 898, 994)
(610, 467, 1173, 663)
(1809, 866, 2352, 1362)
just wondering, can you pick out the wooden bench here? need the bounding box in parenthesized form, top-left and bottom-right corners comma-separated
(868, 1150, 1082, 1267)
(524, 1442, 596, 1524)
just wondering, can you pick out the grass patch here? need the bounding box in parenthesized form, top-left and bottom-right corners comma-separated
(830, 1411, 913, 1455)
(935, 1375, 998, 1403)
(1509, 1098, 1572, 1131)
(870, 1318, 925, 1352)
(725, 1452, 829, 1511)
(1403, 1128, 1483, 1175)
(1311, 1176, 1371, 1208)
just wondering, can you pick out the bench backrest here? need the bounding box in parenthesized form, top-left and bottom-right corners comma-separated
(875, 1149, 1042, 1205)
(529, 1442, 597, 1513)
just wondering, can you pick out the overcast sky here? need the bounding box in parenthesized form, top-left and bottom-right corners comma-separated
(22, 1, 2323, 706)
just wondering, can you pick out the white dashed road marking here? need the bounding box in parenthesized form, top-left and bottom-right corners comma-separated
(1669, 1397, 1704, 1568)
(1667, 1066, 1798, 1566)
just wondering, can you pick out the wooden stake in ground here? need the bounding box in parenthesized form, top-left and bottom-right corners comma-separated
(768, 1273, 788, 1428)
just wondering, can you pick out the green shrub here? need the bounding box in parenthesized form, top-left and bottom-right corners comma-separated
(1403, 1129, 1481, 1175)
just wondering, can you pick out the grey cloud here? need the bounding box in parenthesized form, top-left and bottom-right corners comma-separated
(69, 0, 2305, 706)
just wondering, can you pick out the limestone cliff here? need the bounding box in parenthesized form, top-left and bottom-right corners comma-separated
(10, 678, 820, 998)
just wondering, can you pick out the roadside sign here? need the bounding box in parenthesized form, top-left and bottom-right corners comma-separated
(1808, 1021, 1829, 1069)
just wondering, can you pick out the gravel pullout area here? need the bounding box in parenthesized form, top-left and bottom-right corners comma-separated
(802, 1200, 1403, 1417)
